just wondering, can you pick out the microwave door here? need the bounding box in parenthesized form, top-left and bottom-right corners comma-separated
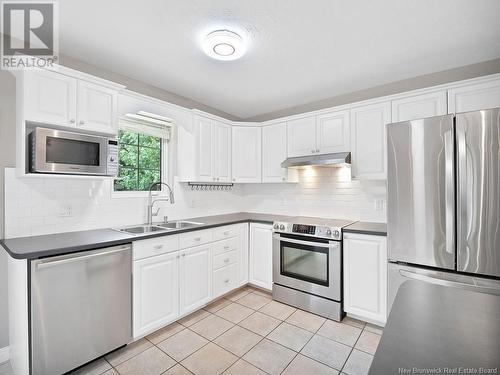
(456, 109, 500, 277)
(387, 115, 455, 270)
(34, 128, 108, 175)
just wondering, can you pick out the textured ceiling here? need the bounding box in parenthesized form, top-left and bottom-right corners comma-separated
(59, 0, 500, 119)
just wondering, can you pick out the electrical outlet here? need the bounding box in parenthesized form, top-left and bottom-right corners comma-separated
(58, 204, 72, 217)
(374, 199, 384, 211)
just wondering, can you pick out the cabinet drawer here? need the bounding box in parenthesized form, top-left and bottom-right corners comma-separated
(213, 225, 239, 241)
(133, 235, 179, 260)
(213, 263, 238, 298)
(213, 250, 238, 270)
(212, 238, 238, 256)
(179, 229, 213, 249)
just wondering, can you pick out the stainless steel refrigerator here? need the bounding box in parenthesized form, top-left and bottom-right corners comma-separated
(387, 108, 500, 311)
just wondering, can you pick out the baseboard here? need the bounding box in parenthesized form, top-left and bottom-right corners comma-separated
(0, 346, 9, 364)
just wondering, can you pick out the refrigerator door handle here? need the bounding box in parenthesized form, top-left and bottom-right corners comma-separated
(456, 127, 469, 268)
(399, 270, 500, 295)
(444, 130, 455, 255)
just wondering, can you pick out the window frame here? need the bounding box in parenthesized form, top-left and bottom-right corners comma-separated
(111, 130, 170, 199)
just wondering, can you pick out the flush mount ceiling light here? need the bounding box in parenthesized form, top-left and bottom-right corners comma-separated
(203, 30, 246, 61)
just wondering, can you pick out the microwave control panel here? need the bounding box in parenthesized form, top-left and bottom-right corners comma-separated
(107, 139, 119, 177)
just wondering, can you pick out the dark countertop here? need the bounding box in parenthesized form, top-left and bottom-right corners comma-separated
(343, 221, 386, 236)
(369, 280, 500, 375)
(0, 212, 291, 260)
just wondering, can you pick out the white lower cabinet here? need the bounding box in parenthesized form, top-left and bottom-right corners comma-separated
(238, 224, 249, 286)
(249, 223, 273, 291)
(133, 252, 179, 338)
(343, 233, 387, 326)
(179, 245, 212, 315)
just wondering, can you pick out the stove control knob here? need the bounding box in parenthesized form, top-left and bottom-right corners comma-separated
(326, 229, 332, 236)
(273, 224, 279, 230)
(280, 224, 285, 231)
(333, 230, 340, 238)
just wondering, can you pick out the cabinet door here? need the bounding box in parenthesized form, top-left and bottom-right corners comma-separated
(214, 122, 232, 182)
(249, 223, 273, 290)
(77, 81, 117, 134)
(133, 252, 179, 338)
(179, 245, 212, 315)
(351, 101, 391, 180)
(196, 116, 215, 182)
(232, 127, 262, 183)
(287, 116, 317, 157)
(448, 78, 500, 113)
(344, 233, 387, 325)
(391, 90, 447, 122)
(262, 123, 288, 183)
(316, 110, 350, 154)
(24, 70, 77, 127)
(238, 224, 249, 286)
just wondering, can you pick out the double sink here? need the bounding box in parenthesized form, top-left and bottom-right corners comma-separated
(116, 220, 204, 235)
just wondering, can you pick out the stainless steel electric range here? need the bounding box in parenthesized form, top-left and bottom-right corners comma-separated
(272, 217, 355, 321)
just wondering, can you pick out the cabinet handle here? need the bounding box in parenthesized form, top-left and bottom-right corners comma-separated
(282, 177, 286, 181)
(194, 237, 201, 241)
(224, 279, 230, 283)
(232, 178, 236, 182)
(311, 150, 315, 154)
(217, 177, 220, 181)
(79, 120, 85, 125)
(223, 245, 230, 250)
(213, 177, 216, 181)
(224, 258, 230, 263)
(316, 149, 320, 153)
(182, 253, 186, 257)
(153, 245, 164, 250)
(223, 231, 230, 236)
(69, 119, 75, 124)
(176, 255, 180, 259)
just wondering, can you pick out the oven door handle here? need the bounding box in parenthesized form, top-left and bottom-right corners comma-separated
(273, 234, 338, 248)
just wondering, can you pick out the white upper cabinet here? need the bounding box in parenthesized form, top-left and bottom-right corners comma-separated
(316, 110, 350, 154)
(23, 69, 119, 134)
(232, 126, 262, 183)
(76, 81, 117, 134)
(262, 122, 297, 183)
(344, 233, 387, 326)
(287, 116, 317, 157)
(391, 90, 447, 122)
(448, 77, 500, 113)
(214, 122, 232, 182)
(192, 115, 232, 182)
(350, 101, 391, 180)
(286, 110, 350, 158)
(196, 116, 215, 181)
(24, 70, 77, 127)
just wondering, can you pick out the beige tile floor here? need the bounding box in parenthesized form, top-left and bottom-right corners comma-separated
(0, 286, 382, 375)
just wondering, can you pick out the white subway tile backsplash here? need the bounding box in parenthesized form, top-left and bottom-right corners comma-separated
(4, 166, 386, 238)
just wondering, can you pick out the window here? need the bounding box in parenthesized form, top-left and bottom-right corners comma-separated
(113, 130, 163, 192)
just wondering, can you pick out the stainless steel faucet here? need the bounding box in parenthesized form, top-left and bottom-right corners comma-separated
(147, 182, 175, 225)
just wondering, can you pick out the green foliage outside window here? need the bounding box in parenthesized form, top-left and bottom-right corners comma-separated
(114, 130, 162, 191)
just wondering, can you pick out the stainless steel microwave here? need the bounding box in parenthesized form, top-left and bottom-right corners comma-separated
(29, 127, 118, 176)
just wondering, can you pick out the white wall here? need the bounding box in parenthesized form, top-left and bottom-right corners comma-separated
(3, 171, 245, 238)
(4, 166, 385, 239)
(244, 167, 386, 222)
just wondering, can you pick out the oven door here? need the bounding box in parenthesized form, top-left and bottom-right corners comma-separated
(32, 127, 108, 175)
(273, 233, 341, 301)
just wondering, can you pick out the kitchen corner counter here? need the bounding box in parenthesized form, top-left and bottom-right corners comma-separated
(343, 221, 386, 236)
(0, 212, 290, 260)
(369, 280, 500, 374)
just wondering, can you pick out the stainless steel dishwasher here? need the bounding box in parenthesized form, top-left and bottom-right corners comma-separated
(31, 244, 132, 375)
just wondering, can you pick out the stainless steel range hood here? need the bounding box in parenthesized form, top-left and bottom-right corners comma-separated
(281, 152, 351, 168)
